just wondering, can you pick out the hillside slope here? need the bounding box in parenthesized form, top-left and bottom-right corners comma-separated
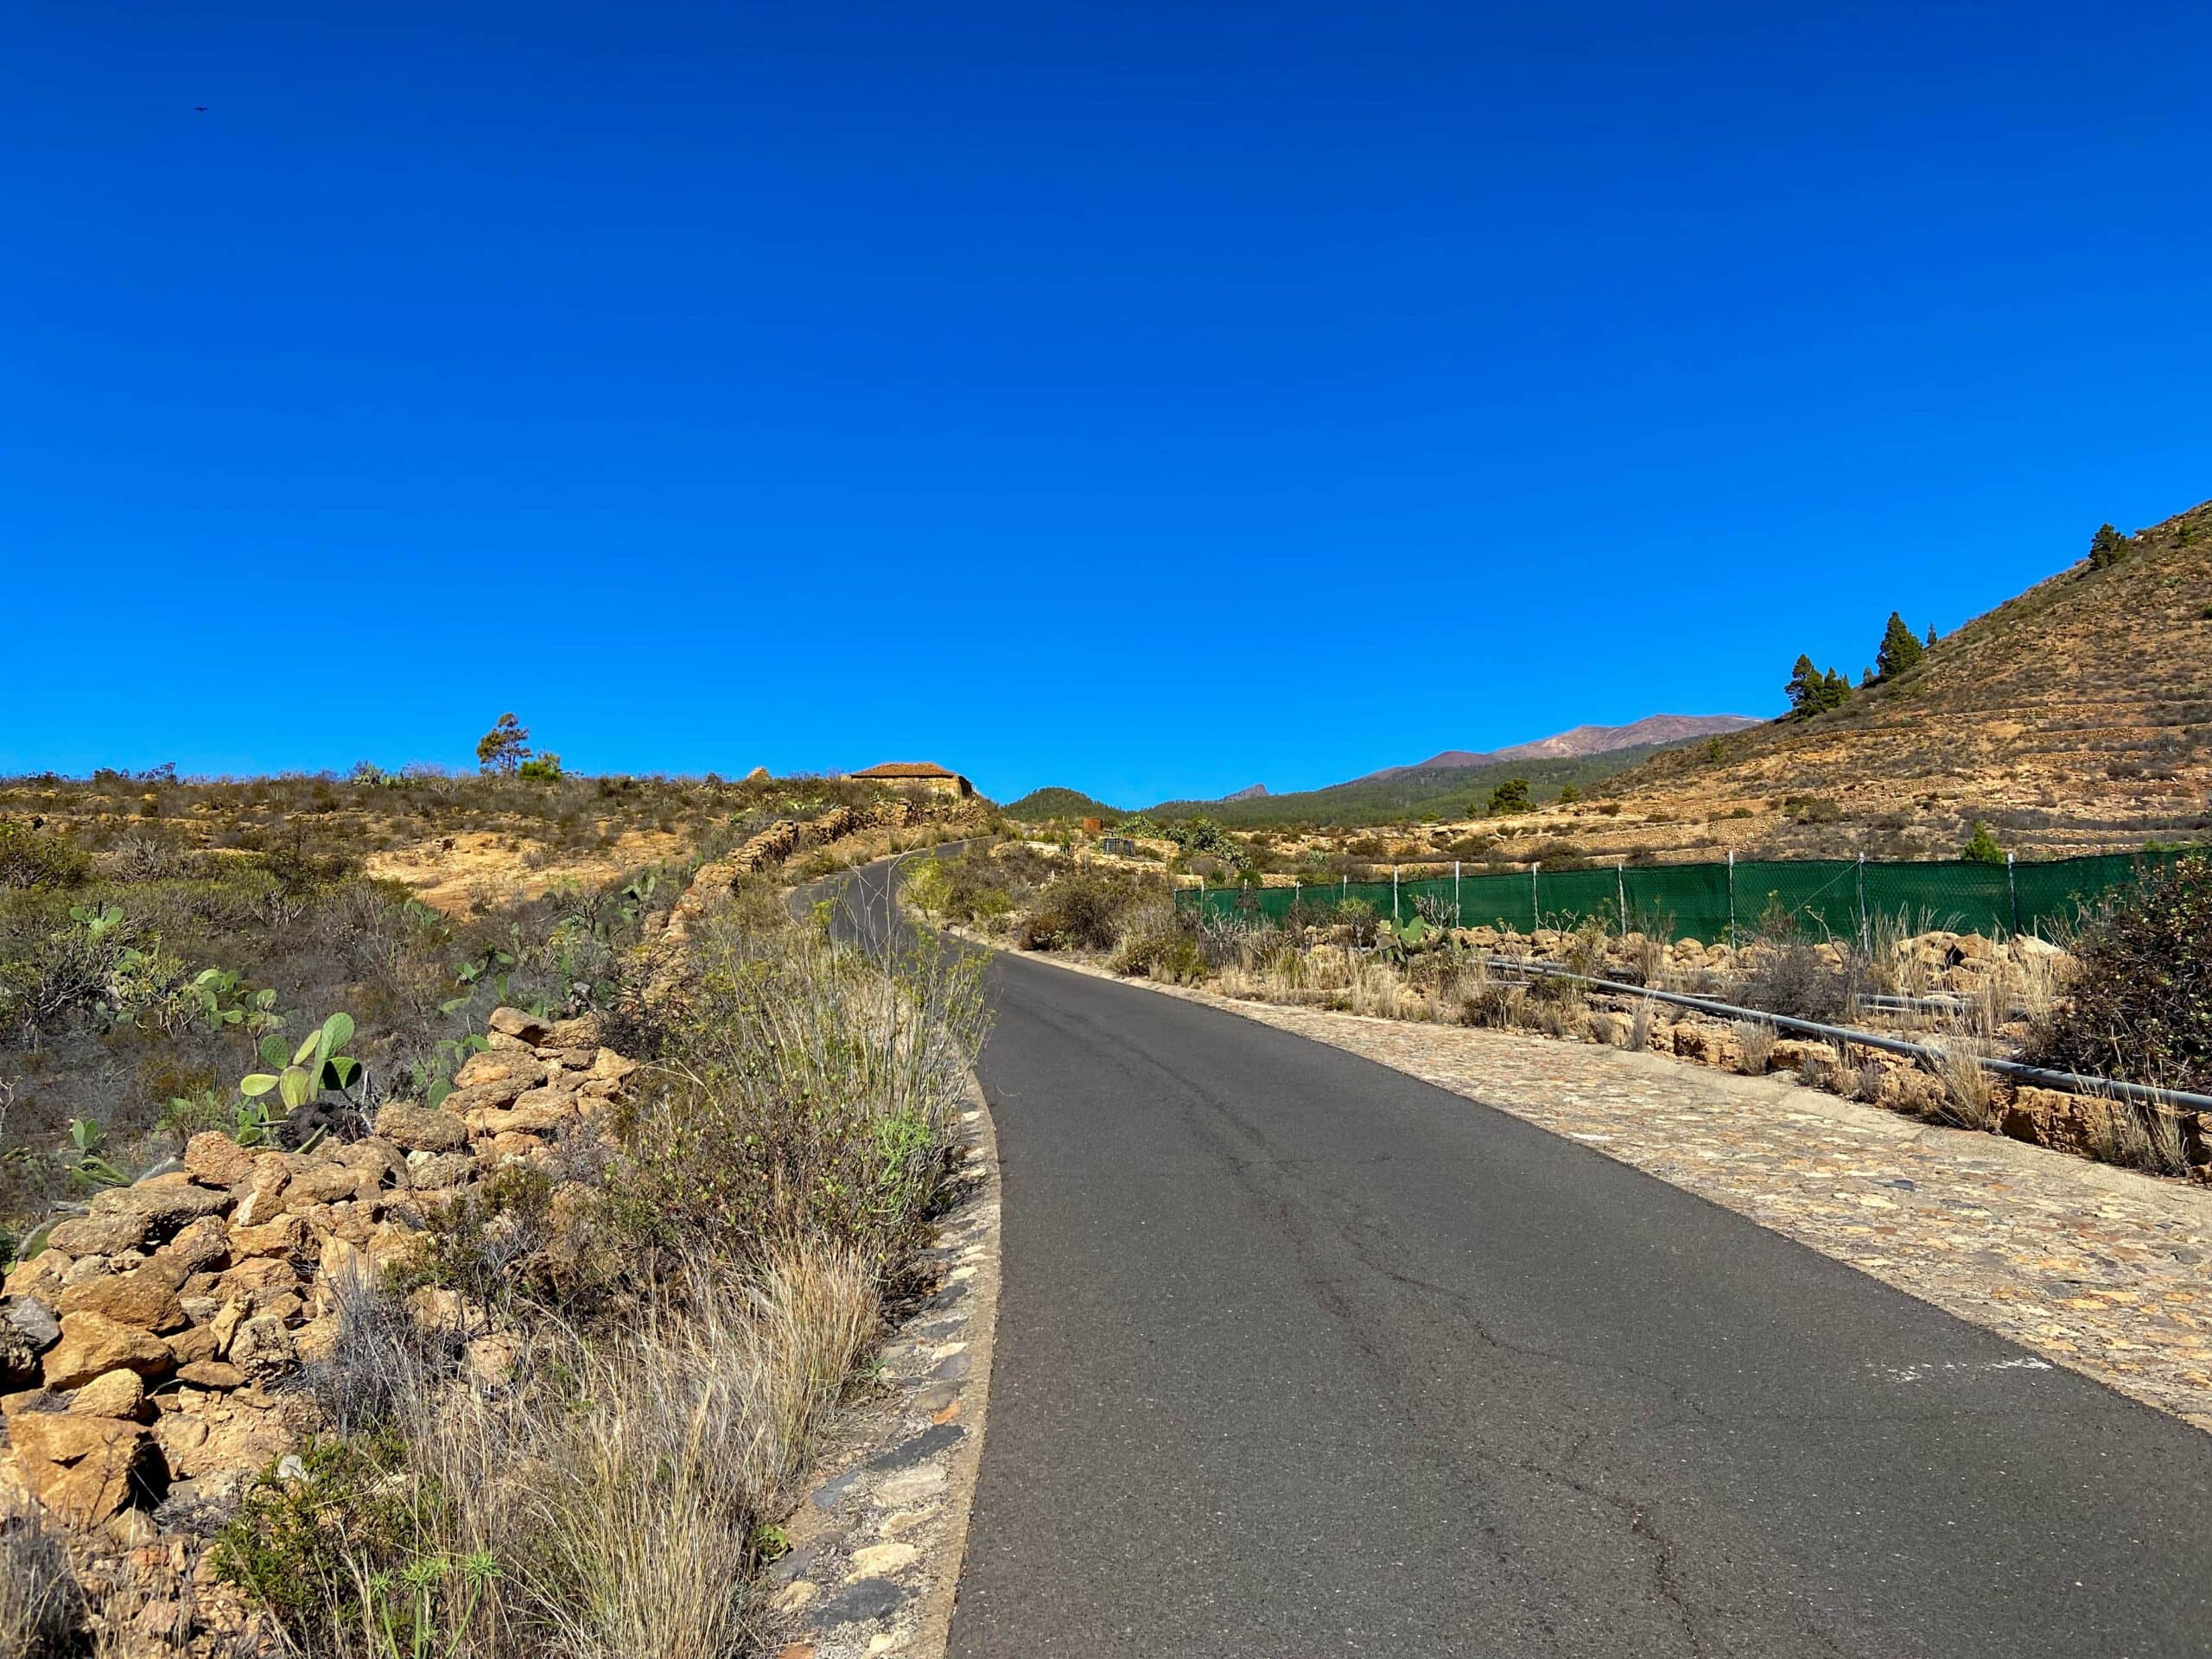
(1003, 785, 1124, 821)
(1365, 714, 1758, 779)
(1492, 714, 1761, 762)
(1148, 744, 1685, 827)
(1528, 499, 2212, 861)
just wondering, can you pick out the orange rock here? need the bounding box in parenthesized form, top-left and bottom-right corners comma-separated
(10, 1410, 154, 1528)
(182, 1131, 258, 1190)
(43, 1313, 176, 1391)
(175, 1360, 247, 1390)
(68, 1368, 148, 1419)
(55, 1268, 187, 1334)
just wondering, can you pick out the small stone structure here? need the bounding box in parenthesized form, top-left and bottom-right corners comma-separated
(845, 761, 976, 800)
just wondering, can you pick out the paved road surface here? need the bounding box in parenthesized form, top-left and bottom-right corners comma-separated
(825, 858, 2212, 1657)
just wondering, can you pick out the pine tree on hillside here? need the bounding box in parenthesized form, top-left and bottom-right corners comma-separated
(1786, 655, 1852, 716)
(475, 712, 532, 775)
(2088, 523, 2130, 569)
(1874, 612, 1923, 681)
(1924, 622, 1938, 647)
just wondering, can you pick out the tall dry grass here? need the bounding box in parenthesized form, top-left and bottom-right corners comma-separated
(381, 1246, 876, 1659)
(223, 885, 985, 1659)
(0, 1500, 83, 1659)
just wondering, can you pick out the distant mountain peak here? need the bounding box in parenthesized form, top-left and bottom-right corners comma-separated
(1366, 715, 1759, 781)
(1491, 715, 1761, 763)
(1221, 784, 1268, 801)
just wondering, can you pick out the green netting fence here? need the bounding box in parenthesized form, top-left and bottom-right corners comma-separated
(1176, 850, 2184, 944)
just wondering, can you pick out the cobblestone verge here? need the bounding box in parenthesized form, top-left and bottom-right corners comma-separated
(767, 1074, 1001, 1659)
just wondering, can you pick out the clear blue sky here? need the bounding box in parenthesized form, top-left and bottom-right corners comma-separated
(5, 1, 2208, 805)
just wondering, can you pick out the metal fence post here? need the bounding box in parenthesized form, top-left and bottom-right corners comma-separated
(1618, 862, 1628, 934)
(1856, 853, 1867, 948)
(1392, 866, 1401, 923)
(1454, 860, 1461, 920)
(1726, 850, 1736, 948)
(1530, 861, 1540, 931)
(2007, 852, 2021, 937)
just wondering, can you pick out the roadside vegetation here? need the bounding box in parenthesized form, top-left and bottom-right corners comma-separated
(1, 766, 988, 1657)
(909, 841, 2209, 1185)
(209, 880, 985, 1659)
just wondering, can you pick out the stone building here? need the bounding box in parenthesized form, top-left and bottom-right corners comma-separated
(847, 760, 976, 799)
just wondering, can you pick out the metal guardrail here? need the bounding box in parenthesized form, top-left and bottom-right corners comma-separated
(1478, 954, 2212, 1116)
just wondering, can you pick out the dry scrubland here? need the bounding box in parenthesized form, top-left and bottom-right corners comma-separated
(1012, 501, 2212, 882)
(1415, 499, 2212, 867)
(0, 779, 988, 1658)
(910, 841, 2212, 1185)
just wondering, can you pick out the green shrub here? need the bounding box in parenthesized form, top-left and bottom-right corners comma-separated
(601, 899, 984, 1268)
(1960, 822, 2005, 864)
(2027, 854, 2212, 1092)
(1020, 870, 1148, 952)
(1112, 919, 1206, 982)
(0, 823, 90, 890)
(212, 1433, 425, 1646)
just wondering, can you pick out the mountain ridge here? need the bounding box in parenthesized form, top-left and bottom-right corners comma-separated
(1363, 714, 1761, 782)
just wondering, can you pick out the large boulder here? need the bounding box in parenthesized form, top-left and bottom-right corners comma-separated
(67, 1367, 147, 1420)
(97, 1173, 234, 1236)
(54, 1262, 188, 1333)
(8, 1409, 159, 1528)
(43, 1311, 176, 1390)
(486, 1007, 553, 1046)
(182, 1132, 259, 1190)
(374, 1103, 470, 1154)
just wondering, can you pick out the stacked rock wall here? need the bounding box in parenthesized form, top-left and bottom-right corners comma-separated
(0, 1007, 639, 1656)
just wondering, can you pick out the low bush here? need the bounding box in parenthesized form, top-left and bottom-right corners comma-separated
(606, 894, 985, 1268)
(0, 822, 90, 890)
(1020, 869, 1158, 954)
(1110, 903, 1207, 983)
(2028, 854, 2212, 1091)
(1740, 938, 1852, 1023)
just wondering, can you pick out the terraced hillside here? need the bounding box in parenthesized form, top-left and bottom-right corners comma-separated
(1534, 499, 2212, 862)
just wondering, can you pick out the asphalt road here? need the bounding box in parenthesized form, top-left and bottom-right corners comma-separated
(824, 858, 2212, 1658)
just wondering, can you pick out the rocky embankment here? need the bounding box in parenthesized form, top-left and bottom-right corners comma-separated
(0, 1007, 639, 1656)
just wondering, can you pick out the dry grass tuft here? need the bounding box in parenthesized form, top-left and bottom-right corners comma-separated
(1628, 996, 1657, 1052)
(0, 1500, 84, 1659)
(1732, 1018, 1777, 1074)
(1932, 1033, 1997, 1129)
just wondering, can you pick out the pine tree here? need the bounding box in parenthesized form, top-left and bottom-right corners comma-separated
(1924, 622, 1938, 648)
(1874, 612, 1923, 681)
(2088, 523, 2130, 569)
(1786, 655, 1852, 716)
(475, 712, 532, 775)
(1785, 655, 1820, 714)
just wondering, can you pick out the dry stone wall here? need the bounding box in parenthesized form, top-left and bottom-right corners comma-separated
(0, 1007, 640, 1656)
